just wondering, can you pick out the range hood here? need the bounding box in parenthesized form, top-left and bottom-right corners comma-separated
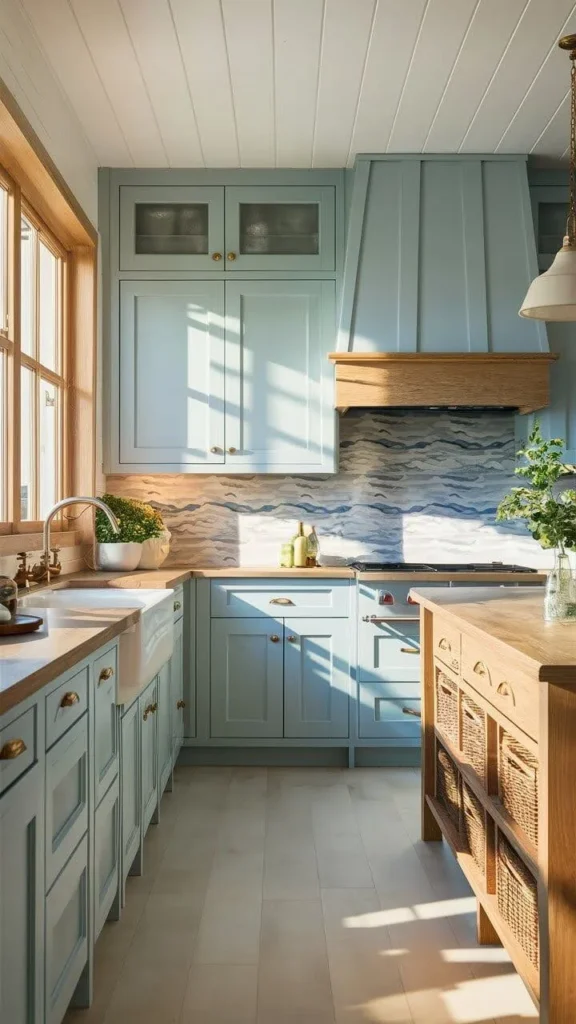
(333, 156, 556, 414)
(328, 352, 557, 414)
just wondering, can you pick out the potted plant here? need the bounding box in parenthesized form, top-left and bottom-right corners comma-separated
(95, 494, 166, 571)
(496, 424, 576, 621)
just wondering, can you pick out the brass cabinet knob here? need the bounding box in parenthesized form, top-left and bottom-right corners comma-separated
(98, 666, 114, 684)
(227, 252, 237, 261)
(287, 635, 297, 643)
(174, 600, 182, 611)
(143, 705, 152, 721)
(227, 447, 237, 454)
(270, 635, 280, 643)
(212, 252, 223, 261)
(0, 738, 27, 760)
(60, 691, 80, 708)
(210, 446, 221, 454)
(151, 701, 158, 713)
(177, 699, 186, 710)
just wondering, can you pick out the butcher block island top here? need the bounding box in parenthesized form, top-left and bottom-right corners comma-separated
(411, 585, 576, 1023)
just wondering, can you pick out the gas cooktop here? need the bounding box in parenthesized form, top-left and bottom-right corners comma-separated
(349, 561, 538, 573)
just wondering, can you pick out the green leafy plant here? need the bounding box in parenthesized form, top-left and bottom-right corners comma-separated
(496, 424, 576, 552)
(95, 493, 164, 544)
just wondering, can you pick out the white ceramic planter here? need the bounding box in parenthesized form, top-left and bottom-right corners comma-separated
(138, 529, 171, 570)
(96, 542, 142, 571)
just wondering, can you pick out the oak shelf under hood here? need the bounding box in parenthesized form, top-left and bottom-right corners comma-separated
(328, 352, 558, 415)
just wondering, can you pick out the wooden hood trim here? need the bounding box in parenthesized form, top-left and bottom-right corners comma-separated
(328, 353, 558, 415)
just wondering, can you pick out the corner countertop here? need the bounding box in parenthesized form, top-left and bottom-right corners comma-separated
(410, 586, 576, 684)
(0, 605, 140, 716)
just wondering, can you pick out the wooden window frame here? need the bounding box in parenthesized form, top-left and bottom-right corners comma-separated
(0, 84, 98, 553)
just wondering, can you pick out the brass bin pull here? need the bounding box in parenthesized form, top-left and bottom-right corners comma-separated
(270, 597, 294, 606)
(438, 637, 451, 652)
(60, 691, 80, 708)
(400, 646, 419, 655)
(177, 699, 186, 710)
(143, 704, 154, 721)
(402, 707, 422, 718)
(151, 702, 158, 713)
(496, 681, 515, 703)
(98, 666, 114, 684)
(473, 661, 488, 678)
(0, 738, 27, 760)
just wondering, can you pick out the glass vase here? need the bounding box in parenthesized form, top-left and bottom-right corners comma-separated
(544, 550, 576, 622)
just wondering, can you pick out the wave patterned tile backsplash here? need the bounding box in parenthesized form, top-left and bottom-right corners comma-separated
(107, 409, 552, 568)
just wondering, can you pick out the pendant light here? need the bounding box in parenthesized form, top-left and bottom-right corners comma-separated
(520, 34, 576, 321)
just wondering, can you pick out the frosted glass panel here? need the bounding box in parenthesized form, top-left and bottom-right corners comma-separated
(539, 201, 568, 255)
(135, 203, 209, 255)
(239, 203, 319, 255)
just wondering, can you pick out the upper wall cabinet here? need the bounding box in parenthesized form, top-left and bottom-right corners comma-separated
(340, 156, 547, 355)
(119, 184, 335, 272)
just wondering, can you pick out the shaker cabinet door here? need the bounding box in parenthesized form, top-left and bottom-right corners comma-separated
(224, 186, 335, 270)
(224, 280, 336, 472)
(157, 662, 173, 796)
(119, 185, 225, 271)
(119, 280, 226, 469)
(171, 618, 185, 762)
(140, 679, 159, 835)
(210, 619, 284, 738)
(283, 618, 350, 738)
(121, 700, 141, 885)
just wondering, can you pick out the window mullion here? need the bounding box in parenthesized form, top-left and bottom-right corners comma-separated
(8, 181, 21, 527)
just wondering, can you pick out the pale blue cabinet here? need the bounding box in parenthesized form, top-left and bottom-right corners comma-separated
(116, 279, 335, 474)
(45, 716, 89, 889)
(93, 778, 120, 941)
(119, 185, 225, 271)
(45, 836, 89, 1024)
(119, 280, 225, 468)
(358, 683, 422, 740)
(120, 699, 141, 886)
(140, 678, 159, 834)
(157, 661, 173, 796)
(171, 617, 185, 762)
(283, 618, 350, 738)
(210, 618, 284, 738)
(92, 644, 118, 806)
(0, 763, 44, 1024)
(225, 186, 335, 271)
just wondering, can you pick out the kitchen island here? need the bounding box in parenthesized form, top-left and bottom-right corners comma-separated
(411, 586, 576, 1024)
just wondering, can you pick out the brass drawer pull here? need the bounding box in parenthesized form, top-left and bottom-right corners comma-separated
(60, 691, 80, 708)
(438, 637, 452, 652)
(177, 699, 186, 710)
(98, 666, 114, 684)
(0, 738, 27, 760)
(151, 702, 158, 713)
(270, 634, 280, 643)
(400, 646, 419, 655)
(270, 597, 294, 606)
(174, 600, 182, 611)
(143, 703, 154, 721)
(473, 661, 488, 678)
(402, 707, 421, 718)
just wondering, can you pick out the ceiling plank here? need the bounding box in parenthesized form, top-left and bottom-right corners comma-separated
(313, 0, 376, 167)
(531, 92, 571, 159)
(497, 43, 570, 152)
(460, 0, 576, 152)
(347, 0, 427, 162)
(221, 0, 274, 167)
(170, 0, 239, 167)
(274, 0, 323, 167)
(118, 0, 204, 166)
(20, 0, 131, 165)
(70, 0, 167, 167)
(387, 0, 480, 152)
(424, 0, 527, 153)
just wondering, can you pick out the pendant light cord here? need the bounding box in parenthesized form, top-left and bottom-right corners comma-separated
(569, 53, 576, 245)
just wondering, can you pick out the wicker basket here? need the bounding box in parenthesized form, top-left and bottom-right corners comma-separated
(436, 670, 458, 745)
(462, 783, 486, 878)
(499, 734, 539, 848)
(461, 693, 487, 784)
(436, 742, 461, 832)
(497, 833, 539, 970)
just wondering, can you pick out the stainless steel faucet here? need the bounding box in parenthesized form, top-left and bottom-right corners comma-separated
(43, 497, 120, 584)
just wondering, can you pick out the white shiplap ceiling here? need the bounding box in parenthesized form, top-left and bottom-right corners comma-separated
(16, 0, 576, 168)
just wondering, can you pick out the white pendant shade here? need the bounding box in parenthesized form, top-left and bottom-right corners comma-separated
(519, 243, 576, 321)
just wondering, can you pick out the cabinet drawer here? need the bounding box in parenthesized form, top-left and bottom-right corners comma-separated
(358, 619, 420, 682)
(0, 705, 36, 795)
(172, 585, 184, 622)
(45, 836, 89, 1024)
(94, 777, 120, 941)
(46, 716, 89, 889)
(358, 581, 443, 620)
(358, 683, 421, 739)
(211, 579, 350, 617)
(433, 617, 461, 675)
(46, 665, 89, 749)
(461, 636, 538, 741)
(93, 644, 119, 806)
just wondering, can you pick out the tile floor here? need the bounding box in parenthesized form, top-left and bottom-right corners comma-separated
(65, 766, 538, 1024)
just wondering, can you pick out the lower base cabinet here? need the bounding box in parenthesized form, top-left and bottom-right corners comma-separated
(0, 763, 44, 1024)
(171, 617, 185, 762)
(45, 716, 89, 889)
(140, 677, 159, 835)
(45, 836, 89, 1024)
(94, 777, 120, 940)
(157, 662, 172, 796)
(121, 699, 141, 886)
(283, 618, 350, 738)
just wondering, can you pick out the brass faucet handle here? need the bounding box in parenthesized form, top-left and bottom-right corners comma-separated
(14, 552, 31, 588)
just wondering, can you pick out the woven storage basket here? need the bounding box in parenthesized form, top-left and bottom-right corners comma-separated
(497, 833, 539, 970)
(462, 783, 486, 878)
(436, 743, 461, 832)
(436, 670, 458, 745)
(499, 734, 539, 848)
(461, 693, 487, 784)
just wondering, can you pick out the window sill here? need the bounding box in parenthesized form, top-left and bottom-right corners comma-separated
(0, 530, 83, 556)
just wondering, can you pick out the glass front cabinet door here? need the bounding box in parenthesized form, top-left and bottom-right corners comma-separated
(224, 186, 335, 270)
(119, 186, 225, 270)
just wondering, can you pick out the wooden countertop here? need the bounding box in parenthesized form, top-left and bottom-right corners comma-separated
(55, 566, 547, 584)
(0, 606, 140, 716)
(411, 586, 576, 684)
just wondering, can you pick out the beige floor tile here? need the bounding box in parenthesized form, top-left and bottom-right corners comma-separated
(258, 900, 333, 1017)
(194, 892, 262, 965)
(312, 785, 374, 889)
(258, 1015, 335, 1024)
(180, 964, 258, 1022)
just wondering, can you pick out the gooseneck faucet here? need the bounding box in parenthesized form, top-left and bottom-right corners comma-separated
(43, 497, 120, 585)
